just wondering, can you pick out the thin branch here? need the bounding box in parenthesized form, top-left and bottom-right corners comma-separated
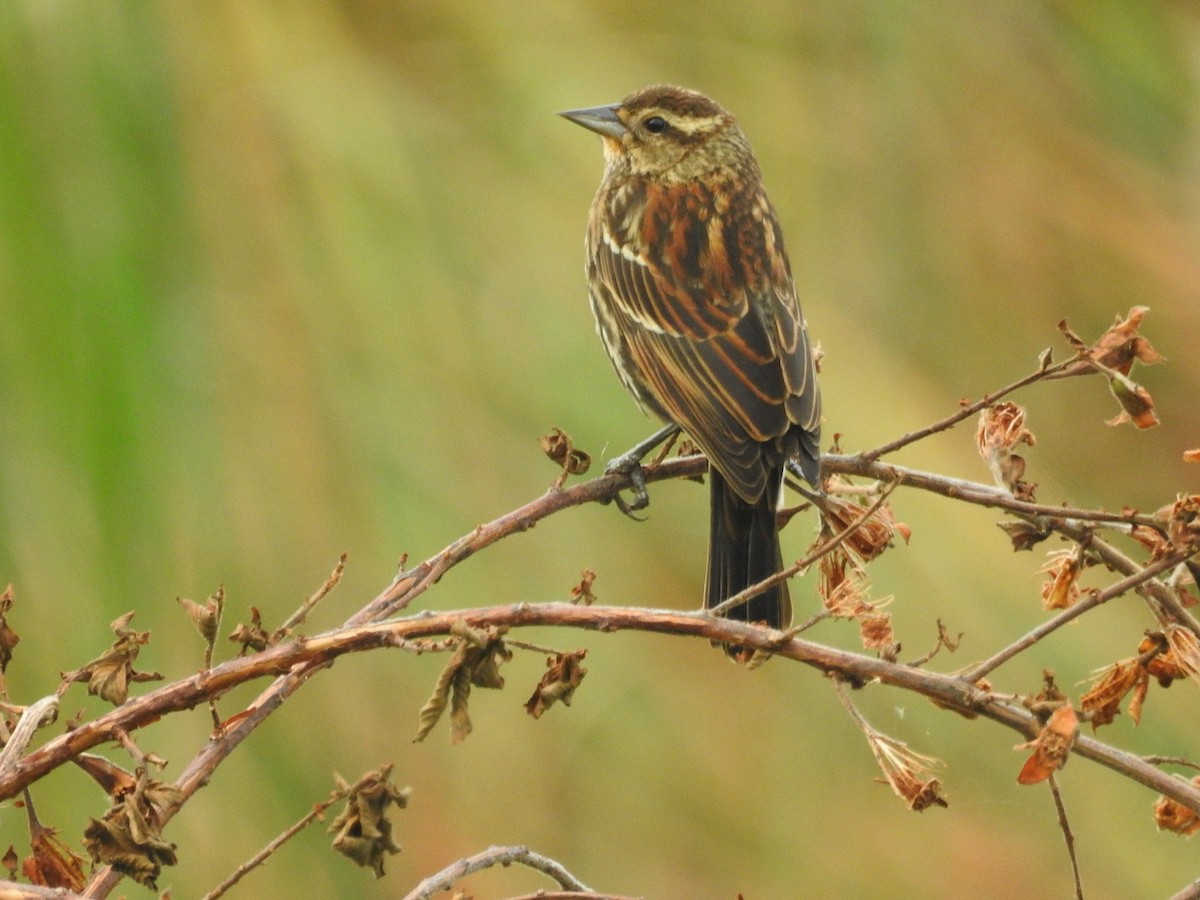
(1047, 775, 1084, 900)
(402, 845, 593, 900)
(202, 767, 387, 900)
(1145, 755, 1200, 772)
(274, 552, 347, 639)
(823, 455, 1159, 530)
(861, 352, 1079, 460)
(962, 548, 1195, 682)
(1169, 878, 1200, 900)
(0, 882, 85, 899)
(0, 696, 58, 776)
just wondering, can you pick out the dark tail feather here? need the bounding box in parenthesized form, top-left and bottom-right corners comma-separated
(705, 466, 791, 657)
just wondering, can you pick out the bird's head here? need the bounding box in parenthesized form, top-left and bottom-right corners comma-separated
(561, 85, 754, 183)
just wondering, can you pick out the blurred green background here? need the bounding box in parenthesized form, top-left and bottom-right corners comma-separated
(2, 2, 1199, 897)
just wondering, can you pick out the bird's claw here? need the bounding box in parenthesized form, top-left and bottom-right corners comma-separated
(603, 425, 678, 521)
(609, 462, 650, 520)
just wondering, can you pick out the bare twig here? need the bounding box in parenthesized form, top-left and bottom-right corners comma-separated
(274, 552, 348, 639)
(962, 548, 1196, 682)
(202, 767, 388, 900)
(402, 845, 593, 900)
(0, 882, 86, 898)
(0, 695, 58, 776)
(861, 351, 1080, 460)
(1145, 755, 1200, 772)
(1048, 775, 1084, 900)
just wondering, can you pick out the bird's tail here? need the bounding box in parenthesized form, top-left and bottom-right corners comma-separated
(705, 466, 791, 657)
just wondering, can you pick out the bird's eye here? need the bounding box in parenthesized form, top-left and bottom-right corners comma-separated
(643, 116, 669, 134)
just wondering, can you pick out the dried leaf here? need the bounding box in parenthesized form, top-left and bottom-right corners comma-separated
(177, 586, 224, 646)
(1129, 523, 1169, 558)
(1147, 626, 1200, 686)
(1081, 659, 1146, 729)
(1038, 549, 1082, 611)
(23, 825, 86, 890)
(1185, 449, 1200, 464)
(864, 731, 948, 811)
(1059, 307, 1164, 376)
(1088, 306, 1164, 375)
(997, 520, 1051, 552)
(1105, 372, 1159, 429)
(977, 403, 1037, 496)
(540, 428, 591, 485)
(820, 493, 909, 561)
(859, 611, 894, 650)
(1029, 670, 1067, 708)
(936, 619, 961, 652)
(0, 585, 18, 673)
(63, 613, 161, 706)
(1162, 495, 1200, 550)
(1154, 776, 1200, 836)
(228, 606, 273, 655)
(1128, 673, 1150, 725)
(73, 754, 137, 797)
(2, 846, 16, 879)
(1016, 705, 1079, 785)
(82, 771, 181, 889)
(525, 651, 588, 719)
(329, 766, 410, 878)
(817, 547, 870, 618)
(413, 623, 511, 744)
(1057, 318, 1088, 352)
(569, 569, 597, 605)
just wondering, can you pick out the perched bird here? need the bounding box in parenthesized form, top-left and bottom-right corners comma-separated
(561, 85, 821, 653)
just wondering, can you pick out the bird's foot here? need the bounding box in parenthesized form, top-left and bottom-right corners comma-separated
(607, 457, 650, 519)
(604, 425, 679, 520)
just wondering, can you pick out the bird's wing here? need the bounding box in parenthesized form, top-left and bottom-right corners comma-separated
(591, 180, 820, 501)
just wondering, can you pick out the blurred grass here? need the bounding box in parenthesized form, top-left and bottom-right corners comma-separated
(1, 1, 1199, 897)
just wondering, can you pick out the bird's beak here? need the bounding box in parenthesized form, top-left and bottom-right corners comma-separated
(558, 103, 627, 139)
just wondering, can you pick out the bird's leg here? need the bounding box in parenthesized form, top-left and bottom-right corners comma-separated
(605, 424, 680, 518)
(785, 457, 831, 515)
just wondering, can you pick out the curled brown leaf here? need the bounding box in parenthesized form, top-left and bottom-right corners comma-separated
(1154, 776, 1200, 836)
(1016, 705, 1079, 785)
(82, 770, 181, 889)
(413, 622, 511, 744)
(329, 766, 410, 878)
(541, 428, 591, 486)
(228, 606, 274, 655)
(569, 569, 597, 605)
(1081, 659, 1148, 728)
(525, 650, 588, 719)
(63, 613, 161, 706)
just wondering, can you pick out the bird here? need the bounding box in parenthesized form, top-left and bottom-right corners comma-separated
(560, 85, 821, 655)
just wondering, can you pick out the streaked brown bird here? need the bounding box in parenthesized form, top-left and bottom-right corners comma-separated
(561, 85, 821, 653)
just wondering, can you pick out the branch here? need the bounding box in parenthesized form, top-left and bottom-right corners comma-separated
(963, 547, 1196, 682)
(1047, 775, 1084, 900)
(860, 350, 1078, 460)
(6, 601, 1199, 825)
(201, 767, 390, 900)
(6, 448, 1194, 810)
(401, 845, 595, 900)
(1, 394, 1187, 895)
